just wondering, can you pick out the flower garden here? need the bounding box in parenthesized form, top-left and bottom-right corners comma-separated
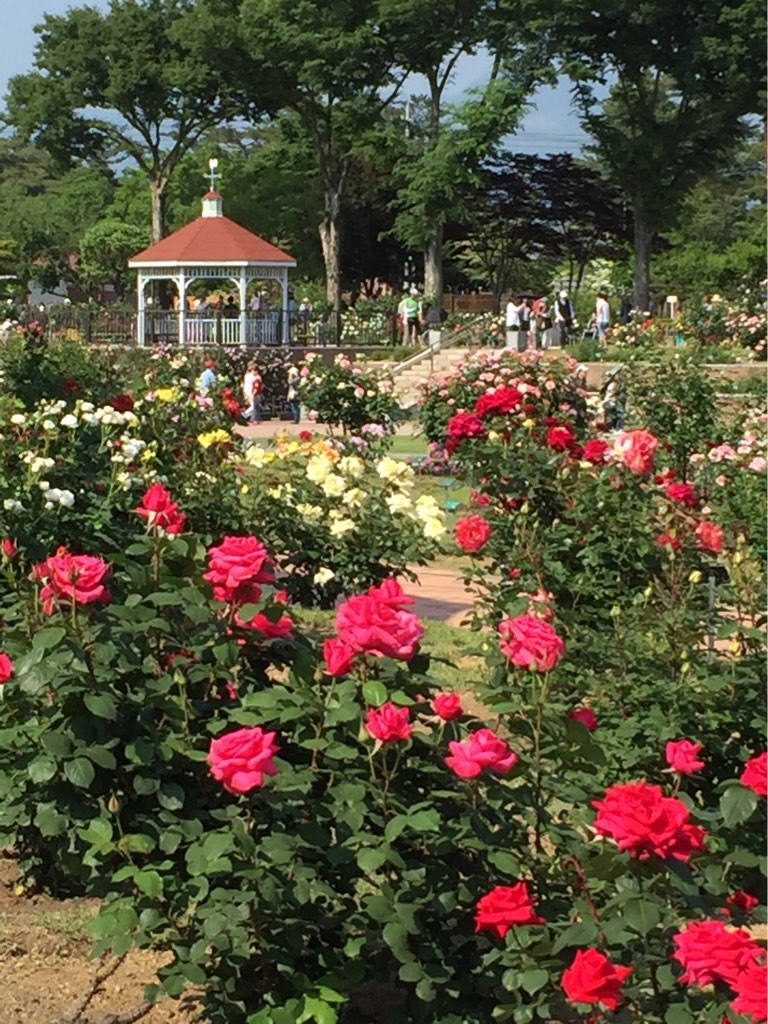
(0, 333, 765, 1024)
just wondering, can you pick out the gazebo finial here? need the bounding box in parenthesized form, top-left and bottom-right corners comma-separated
(207, 157, 221, 192)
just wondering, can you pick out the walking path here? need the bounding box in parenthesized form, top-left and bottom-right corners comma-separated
(400, 567, 474, 627)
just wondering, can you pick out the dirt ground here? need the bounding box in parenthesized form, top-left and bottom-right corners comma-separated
(0, 860, 199, 1024)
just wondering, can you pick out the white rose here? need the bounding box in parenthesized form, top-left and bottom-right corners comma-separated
(58, 490, 75, 508)
(313, 567, 336, 585)
(42, 419, 56, 431)
(10, 414, 26, 425)
(60, 414, 78, 428)
(386, 493, 413, 514)
(329, 518, 355, 536)
(321, 474, 346, 498)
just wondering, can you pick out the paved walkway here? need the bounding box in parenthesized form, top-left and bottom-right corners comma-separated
(400, 568, 474, 627)
(233, 420, 418, 440)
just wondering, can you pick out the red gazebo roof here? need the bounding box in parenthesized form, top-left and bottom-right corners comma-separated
(129, 206, 295, 266)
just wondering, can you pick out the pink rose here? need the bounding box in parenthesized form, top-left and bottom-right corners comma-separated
(731, 961, 767, 1022)
(498, 613, 564, 672)
(433, 692, 463, 720)
(1, 539, 16, 559)
(614, 429, 659, 474)
(323, 636, 356, 676)
(207, 726, 279, 794)
(336, 579, 424, 661)
(35, 549, 110, 614)
(569, 707, 598, 731)
(446, 728, 518, 779)
(0, 653, 13, 684)
(235, 590, 294, 638)
(365, 702, 411, 742)
(204, 535, 274, 606)
(665, 739, 705, 774)
(672, 919, 762, 988)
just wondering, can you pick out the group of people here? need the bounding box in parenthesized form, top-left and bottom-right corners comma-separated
(505, 290, 617, 350)
(397, 289, 448, 345)
(196, 360, 302, 424)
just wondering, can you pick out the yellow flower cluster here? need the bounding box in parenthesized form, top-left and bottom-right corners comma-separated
(197, 429, 231, 449)
(154, 388, 178, 403)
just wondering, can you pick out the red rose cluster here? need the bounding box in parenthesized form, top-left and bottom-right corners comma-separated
(592, 780, 707, 861)
(136, 482, 187, 535)
(474, 386, 523, 419)
(34, 548, 110, 615)
(323, 579, 424, 677)
(445, 411, 487, 453)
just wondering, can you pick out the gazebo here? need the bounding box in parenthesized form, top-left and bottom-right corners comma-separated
(128, 187, 296, 346)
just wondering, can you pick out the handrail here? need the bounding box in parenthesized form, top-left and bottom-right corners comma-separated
(390, 320, 484, 376)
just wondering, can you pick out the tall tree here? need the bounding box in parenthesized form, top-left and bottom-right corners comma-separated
(530, 0, 765, 307)
(185, 0, 405, 322)
(4, 0, 239, 241)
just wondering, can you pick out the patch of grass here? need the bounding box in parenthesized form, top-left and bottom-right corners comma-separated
(31, 904, 97, 941)
(388, 434, 428, 457)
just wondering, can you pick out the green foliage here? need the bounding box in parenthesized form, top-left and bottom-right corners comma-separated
(78, 220, 149, 298)
(298, 353, 399, 435)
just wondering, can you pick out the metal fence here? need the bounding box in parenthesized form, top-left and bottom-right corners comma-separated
(15, 308, 405, 348)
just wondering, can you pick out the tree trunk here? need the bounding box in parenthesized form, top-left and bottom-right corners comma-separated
(149, 180, 167, 243)
(319, 186, 342, 340)
(423, 226, 443, 304)
(633, 203, 653, 312)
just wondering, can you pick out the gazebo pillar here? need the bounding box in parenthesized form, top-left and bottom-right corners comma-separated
(177, 273, 186, 345)
(238, 271, 248, 346)
(137, 272, 146, 346)
(281, 271, 289, 345)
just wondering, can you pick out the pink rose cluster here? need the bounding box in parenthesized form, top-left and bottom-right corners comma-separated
(323, 579, 424, 677)
(204, 534, 275, 606)
(498, 613, 564, 672)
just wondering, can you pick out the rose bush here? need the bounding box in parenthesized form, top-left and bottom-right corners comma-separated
(297, 352, 398, 437)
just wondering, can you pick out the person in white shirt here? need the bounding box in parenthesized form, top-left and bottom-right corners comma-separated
(242, 361, 263, 423)
(596, 293, 611, 340)
(505, 296, 522, 349)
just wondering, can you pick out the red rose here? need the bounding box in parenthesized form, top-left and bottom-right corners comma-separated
(727, 891, 759, 917)
(299, 430, 313, 441)
(694, 520, 725, 553)
(35, 549, 110, 614)
(365, 702, 411, 742)
(204, 535, 274, 606)
(546, 424, 575, 451)
(445, 728, 518, 779)
(672, 919, 762, 988)
(0, 653, 13, 684)
(323, 637, 356, 676)
(731, 961, 768, 1022)
(433, 692, 463, 720)
(336, 579, 424, 661)
(498, 613, 564, 672)
(657, 531, 682, 551)
(592, 780, 707, 861)
(108, 393, 134, 413)
(235, 591, 294, 638)
(474, 882, 545, 939)
(740, 752, 767, 796)
(445, 411, 487, 453)
(582, 438, 609, 464)
(470, 489, 490, 507)
(561, 949, 632, 1010)
(454, 514, 492, 553)
(569, 707, 598, 731)
(1, 539, 16, 559)
(136, 482, 187, 535)
(665, 739, 705, 774)
(665, 481, 697, 508)
(207, 726, 279, 794)
(474, 387, 523, 419)
(615, 429, 659, 474)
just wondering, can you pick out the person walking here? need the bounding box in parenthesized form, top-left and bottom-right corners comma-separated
(554, 290, 575, 347)
(600, 364, 627, 431)
(243, 361, 263, 423)
(401, 288, 422, 345)
(197, 358, 217, 395)
(595, 292, 611, 341)
(533, 296, 553, 350)
(286, 365, 301, 424)
(505, 295, 521, 349)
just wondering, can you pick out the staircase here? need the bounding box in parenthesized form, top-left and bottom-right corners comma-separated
(387, 323, 493, 408)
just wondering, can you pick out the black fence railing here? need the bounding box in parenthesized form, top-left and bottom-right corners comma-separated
(11, 308, 408, 348)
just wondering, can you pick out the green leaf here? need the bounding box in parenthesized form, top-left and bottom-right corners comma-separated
(84, 693, 118, 720)
(720, 785, 758, 827)
(28, 756, 57, 783)
(34, 805, 68, 836)
(41, 732, 72, 758)
(488, 851, 521, 876)
(398, 962, 423, 983)
(87, 746, 117, 769)
(552, 919, 598, 954)
(623, 898, 661, 935)
(521, 969, 548, 995)
(31, 627, 67, 653)
(65, 756, 95, 789)
(135, 870, 163, 898)
(356, 847, 387, 873)
(362, 680, 388, 706)
(407, 809, 440, 831)
(665, 1005, 694, 1024)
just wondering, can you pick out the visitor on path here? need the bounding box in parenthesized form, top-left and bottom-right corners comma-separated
(600, 364, 627, 431)
(401, 288, 422, 345)
(533, 296, 553, 349)
(554, 290, 575, 347)
(519, 298, 533, 347)
(424, 299, 447, 347)
(243, 361, 263, 423)
(224, 295, 239, 317)
(595, 292, 611, 341)
(197, 359, 217, 395)
(287, 365, 301, 424)
(504, 296, 525, 350)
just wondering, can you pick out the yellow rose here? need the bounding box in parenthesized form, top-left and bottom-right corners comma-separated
(329, 518, 355, 536)
(296, 503, 323, 520)
(342, 487, 364, 507)
(197, 429, 230, 449)
(338, 455, 365, 478)
(306, 455, 333, 484)
(386, 493, 413, 514)
(313, 567, 335, 585)
(154, 388, 177, 403)
(422, 517, 447, 539)
(321, 474, 346, 497)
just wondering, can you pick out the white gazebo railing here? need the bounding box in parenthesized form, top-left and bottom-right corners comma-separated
(143, 310, 284, 346)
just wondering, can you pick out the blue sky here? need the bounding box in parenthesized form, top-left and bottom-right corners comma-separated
(2, 0, 590, 154)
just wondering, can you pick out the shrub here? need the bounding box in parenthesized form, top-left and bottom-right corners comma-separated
(298, 353, 398, 436)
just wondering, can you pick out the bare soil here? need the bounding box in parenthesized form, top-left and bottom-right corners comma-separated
(0, 860, 199, 1024)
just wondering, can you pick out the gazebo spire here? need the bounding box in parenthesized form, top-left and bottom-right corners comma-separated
(202, 157, 223, 217)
